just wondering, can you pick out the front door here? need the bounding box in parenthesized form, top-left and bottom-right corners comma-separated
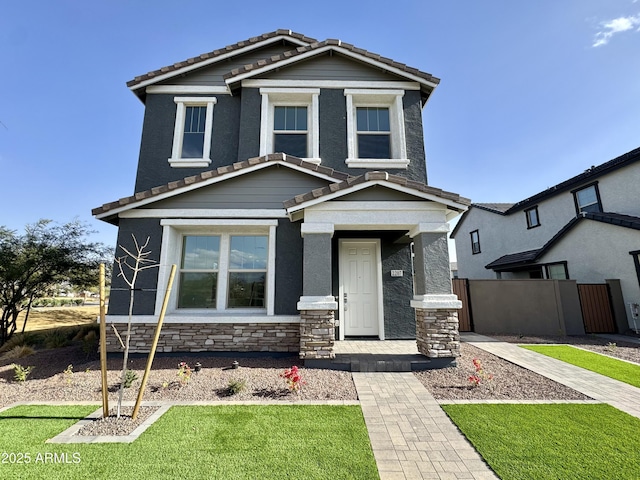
(339, 240, 382, 338)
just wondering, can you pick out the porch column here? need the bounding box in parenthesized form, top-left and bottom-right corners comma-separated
(409, 226, 462, 366)
(297, 223, 337, 360)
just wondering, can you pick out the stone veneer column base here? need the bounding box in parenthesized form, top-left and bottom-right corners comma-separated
(299, 310, 336, 360)
(415, 308, 461, 360)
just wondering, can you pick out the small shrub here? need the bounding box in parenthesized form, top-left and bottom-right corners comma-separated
(227, 378, 247, 395)
(606, 342, 617, 352)
(81, 330, 98, 356)
(0, 345, 35, 360)
(123, 370, 138, 388)
(43, 329, 71, 349)
(0, 333, 39, 353)
(63, 364, 74, 385)
(73, 298, 84, 306)
(12, 364, 34, 383)
(177, 362, 192, 385)
(281, 366, 305, 392)
(468, 358, 493, 387)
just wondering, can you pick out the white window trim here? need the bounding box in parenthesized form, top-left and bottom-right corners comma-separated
(169, 96, 217, 168)
(156, 219, 277, 316)
(259, 88, 320, 164)
(344, 89, 408, 169)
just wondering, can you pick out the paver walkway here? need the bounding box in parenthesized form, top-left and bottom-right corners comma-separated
(353, 372, 498, 480)
(462, 332, 640, 419)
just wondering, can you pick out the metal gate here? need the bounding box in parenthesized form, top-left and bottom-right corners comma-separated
(452, 278, 473, 332)
(577, 284, 617, 333)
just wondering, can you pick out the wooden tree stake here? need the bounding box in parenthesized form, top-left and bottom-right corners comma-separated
(99, 263, 109, 418)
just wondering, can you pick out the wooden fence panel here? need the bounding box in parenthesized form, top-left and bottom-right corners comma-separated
(452, 278, 473, 332)
(577, 284, 616, 333)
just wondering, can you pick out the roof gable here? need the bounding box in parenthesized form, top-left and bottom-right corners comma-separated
(92, 153, 351, 223)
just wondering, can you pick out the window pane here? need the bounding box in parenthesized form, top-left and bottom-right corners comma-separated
(547, 264, 567, 280)
(576, 186, 598, 209)
(184, 106, 206, 133)
(527, 208, 539, 227)
(357, 107, 389, 132)
(228, 272, 265, 308)
(274, 106, 307, 131)
(229, 236, 268, 269)
(274, 133, 307, 157)
(181, 236, 220, 270)
(178, 272, 217, 308)
(181, 132, 205, 158)
(358, 134, 390, 159)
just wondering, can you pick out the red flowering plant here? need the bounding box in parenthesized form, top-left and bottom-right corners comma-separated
(281, 366, 305, 392)
(468, 358, 493, 387)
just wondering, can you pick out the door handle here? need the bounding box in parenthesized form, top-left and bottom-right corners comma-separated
(344, 292, 348, 311)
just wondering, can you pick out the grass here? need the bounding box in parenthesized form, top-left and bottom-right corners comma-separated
(20, 306, 99, 332)
(442, 403, 640, 480)
(0, 404, 378, 480)
(521, 344, 640, 388)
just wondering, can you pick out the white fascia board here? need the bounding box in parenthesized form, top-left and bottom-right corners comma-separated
(146, 85, 231, 95)
(94, 160, 341, 220)
(243, 79, 421, 90)
(160, 219, 279, 227)
(285, 180, 469, 214)
(130, 35, 311, 92)
(104, 315, 301, 324)
(119, 209, 288, 219)
(226, 45, 438, 90)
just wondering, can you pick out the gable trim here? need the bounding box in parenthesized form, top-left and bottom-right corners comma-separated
(129, 34, 312, 92)
(225, 44, 439, 90)
(93, 156, 346, 221)
(242, 79, 421, 90)
(119, 209, 288, 219)
(146, 86, 231, 95)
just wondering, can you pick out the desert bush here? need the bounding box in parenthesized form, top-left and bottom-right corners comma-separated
(123, 370, 138, 388)
(227, 378, 247, 395)
(11, 364, 34, 382)
(43, 329, 72, 349)
(0, 332, 40, 353)
(0, 345, 35, 360)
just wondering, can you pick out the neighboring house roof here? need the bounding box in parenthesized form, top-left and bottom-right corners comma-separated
(283, 170, 469, 213)
(127, 29, 316, 92)
(473, 203, 514, 214)
(451, 145, 640, 238)
(92, 153, 469, 224)
(127, 29, 441, 103)
(484, 212, 640, 271)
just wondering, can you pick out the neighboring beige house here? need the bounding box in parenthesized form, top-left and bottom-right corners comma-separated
(452, 146, 640, 330)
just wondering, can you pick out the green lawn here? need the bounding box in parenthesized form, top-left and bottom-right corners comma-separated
(521, 344, 640, 388)
(0, 404, 378, 480)
(442, 403, 640, 480)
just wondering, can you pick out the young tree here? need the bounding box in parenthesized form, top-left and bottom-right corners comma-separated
(0, 220, 109, 345)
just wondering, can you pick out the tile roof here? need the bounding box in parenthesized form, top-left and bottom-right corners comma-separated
(223, 38, 440, 88)
(473, 203, 514, 214)
(283, 170, 470, 210)
(484, 211, 640, 271)
(91, 153, 350, 218)
(92, 152, 469, 221)
(127, 30, 317, 89)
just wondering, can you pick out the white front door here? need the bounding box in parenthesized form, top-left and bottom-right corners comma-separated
(339, 240, 383, 338)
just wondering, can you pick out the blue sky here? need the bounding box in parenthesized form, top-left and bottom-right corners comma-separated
(1, 1, 639, 251)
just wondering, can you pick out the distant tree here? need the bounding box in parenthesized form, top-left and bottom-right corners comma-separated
(0, 220, 110, 345)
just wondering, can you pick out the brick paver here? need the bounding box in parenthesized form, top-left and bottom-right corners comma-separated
(352, 372, 498, 480)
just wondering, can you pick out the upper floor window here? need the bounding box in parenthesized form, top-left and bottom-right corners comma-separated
(525, 206, 540, 229)
(260, 88, 320, 164)
(273, 106, 308, 158)
(344, 89, 408, 169)
(573, 183, 602, 214)
(470, 230, 481, 255)
(356, 107, 390, 159)
(169, 97, 216, 168)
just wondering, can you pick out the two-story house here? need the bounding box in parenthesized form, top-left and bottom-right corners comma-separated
(93, 30, 469, 365)
(452, 146, 640, 330)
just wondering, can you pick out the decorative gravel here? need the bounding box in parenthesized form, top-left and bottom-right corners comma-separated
(2, 334, 638, 435)
(76, 406, 159, 436)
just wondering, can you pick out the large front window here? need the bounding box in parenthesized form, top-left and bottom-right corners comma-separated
(227, 236, 267, 308)
(178, 236, 219, 308)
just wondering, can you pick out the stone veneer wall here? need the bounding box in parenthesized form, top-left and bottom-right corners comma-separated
(415, 309, 460, 358)
(105, 322, 300, 353)
(299, 310, 335, 359)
